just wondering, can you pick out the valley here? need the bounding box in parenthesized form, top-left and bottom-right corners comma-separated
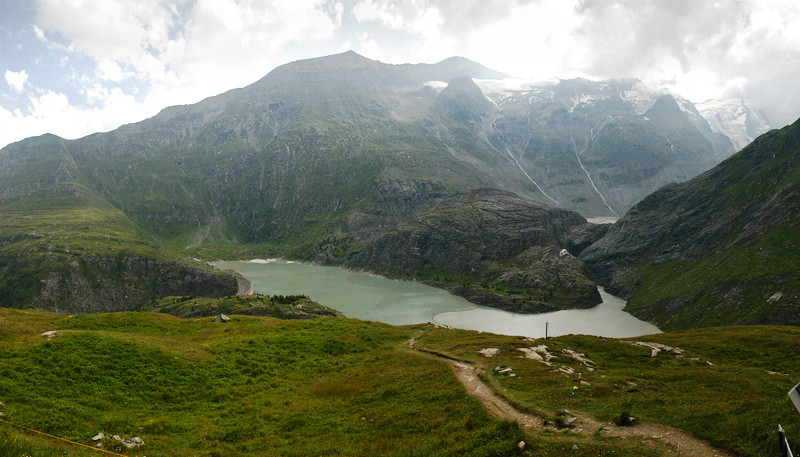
(0, 49, 798, 457)
(0, 51, 777, 320)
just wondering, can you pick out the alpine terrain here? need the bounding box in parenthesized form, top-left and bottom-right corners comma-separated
(580, 118, 800, 330)
(0, 51, 773, 314)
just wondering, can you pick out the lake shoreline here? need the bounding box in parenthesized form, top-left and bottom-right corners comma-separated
(213, 259, 662, 339)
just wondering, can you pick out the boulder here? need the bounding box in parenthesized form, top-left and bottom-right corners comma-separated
(211, 314, 230, 323)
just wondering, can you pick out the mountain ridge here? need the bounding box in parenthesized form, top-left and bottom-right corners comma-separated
(0, 51, 776, 315)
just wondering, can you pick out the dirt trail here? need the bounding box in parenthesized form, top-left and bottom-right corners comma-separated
(408, 335, 734, 457)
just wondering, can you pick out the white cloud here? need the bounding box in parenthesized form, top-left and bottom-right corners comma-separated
(4, 69, 29, 92)
(0, 85, 158, 148)
(3, 0, 799, 151)
(0, 0, 347, 148)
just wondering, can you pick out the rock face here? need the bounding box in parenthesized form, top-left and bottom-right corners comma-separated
(32, 256, 238, 314)
(349, 189, 601, 312)
(580, 118, 800, 330)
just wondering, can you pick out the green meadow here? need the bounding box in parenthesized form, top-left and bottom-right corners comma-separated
(0, 307, 798, 457)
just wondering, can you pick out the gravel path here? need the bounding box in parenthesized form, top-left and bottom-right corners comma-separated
(408, 334, 735, 457)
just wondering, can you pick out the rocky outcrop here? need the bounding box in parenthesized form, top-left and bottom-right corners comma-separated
(30, 255, 239, 314)
(144, 294, 341, 319)
(348, 189, 601, 312)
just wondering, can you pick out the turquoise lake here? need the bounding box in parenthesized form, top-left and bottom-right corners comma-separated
(213, 259, 661, 338)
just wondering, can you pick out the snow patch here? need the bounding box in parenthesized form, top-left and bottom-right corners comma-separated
(620, 81, 660, 114)
(568, 93, 604, 112)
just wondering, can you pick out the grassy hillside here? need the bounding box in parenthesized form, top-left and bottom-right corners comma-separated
(142, 294, 341, 319)
(1, 306, 798, 457)
(416, 325, 800, 457)
(0, 181, 238, 313)
(0, 133, 239, 312)
(581, 118, 800, 330)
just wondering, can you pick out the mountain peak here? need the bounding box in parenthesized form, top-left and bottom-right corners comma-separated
(433, 77, 494, 124)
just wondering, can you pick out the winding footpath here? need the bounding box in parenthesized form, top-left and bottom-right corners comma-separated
(408, 334, 734, 457)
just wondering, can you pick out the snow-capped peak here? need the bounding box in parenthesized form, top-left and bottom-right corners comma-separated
(697, 98, 772, 150)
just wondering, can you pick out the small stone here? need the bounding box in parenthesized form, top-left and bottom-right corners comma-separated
(564, 417, 577, 426)
(572, 444, 579, 450)
(0, 412, 5, 416)
(96, 443, 103, 449)
(41, 331, 57, 339)
(517, 441, 526, 450)
(92, 433, 105, 441)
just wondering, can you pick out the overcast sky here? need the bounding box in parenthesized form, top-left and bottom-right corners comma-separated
(1, 0, 798, 149)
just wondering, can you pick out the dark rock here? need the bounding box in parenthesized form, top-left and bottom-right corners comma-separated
(348, 189, 601, 313)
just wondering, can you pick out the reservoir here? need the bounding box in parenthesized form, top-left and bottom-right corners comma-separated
(213, 259, 660, 338)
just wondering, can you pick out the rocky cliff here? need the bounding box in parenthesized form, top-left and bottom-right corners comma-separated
(349, 189, 605, 312)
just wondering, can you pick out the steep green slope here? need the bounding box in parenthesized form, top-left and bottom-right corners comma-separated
(580, 119, 800, 330)
(0, 135, 238, 313)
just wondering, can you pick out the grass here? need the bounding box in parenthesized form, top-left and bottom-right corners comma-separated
(0, 306, 747, 457)
(626, 221, 800, 330)
(414, 324, 800, 457)
(0, 182, 236, 311)
(141, 294, 341, 319)
(0, 309, 534, 457)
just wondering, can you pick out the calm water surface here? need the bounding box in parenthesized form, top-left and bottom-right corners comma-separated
(213, 259, 660, 338)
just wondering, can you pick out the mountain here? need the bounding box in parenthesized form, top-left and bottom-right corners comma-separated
(697, 98, 772, 151)
(0, 51, 769, 314)
(580, 118, 800, 330)
(484, 78, 741, 216)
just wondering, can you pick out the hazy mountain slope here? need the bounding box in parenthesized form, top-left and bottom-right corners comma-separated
(59, 53, 743, 248)
(487, 79, 737, 216)
(698, 98, 772, 150)
(580, 118, 800, 330)
(348, 189, 604, 312)
(0, 134, 238, 313)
